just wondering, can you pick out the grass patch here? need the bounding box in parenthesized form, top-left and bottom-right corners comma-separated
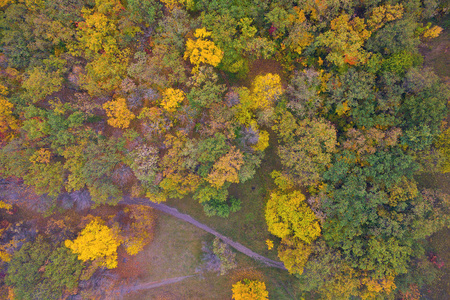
(122, 212, 299, 299)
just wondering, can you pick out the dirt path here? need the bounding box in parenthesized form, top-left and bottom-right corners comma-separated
(120, 195, 287, 270)
(115, 275, 196, 295)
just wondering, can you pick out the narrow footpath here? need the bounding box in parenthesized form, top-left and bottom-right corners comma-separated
(120, 195, 287, 270)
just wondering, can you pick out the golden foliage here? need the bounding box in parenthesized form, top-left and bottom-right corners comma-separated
(277, 237, 312, 275)
(0, 0, 13, 7)
(161, 88, 186, 113)
(232, 279, 269, 300)
(160, 0, 193, 10)
(265, 190, 321, 244)
(78, 10, 118, 54)
(266, 239, 274, 250)
(0, 97, 19, 142)
(423, 25, 443, 39)
(252, 130, 270, 151)
(321, 265, 360, 300)
(184, 28, 223, 73)
(0, 200, 12, 211)
(388, 176, 418, 207)
(317, 14, 371, 67)
(367, 4, 404, 31)
(29, 148, 52, 164)
(251, 73, 283, 110)
(65, 219, 121, 269)
(0, 247, 11, 263)
(359, 275, 396, 300)
(122, 205, 156, 256)
(286, 8, 314, 55)
(207, 146, 244, 188)
(102, 98, 135, 129)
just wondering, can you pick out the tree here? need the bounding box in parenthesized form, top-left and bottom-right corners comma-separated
(186, 66, 226, 108)
(207, 146, 244, 188)
(212, 237, 236, 275)
(251, 73, 283, 110)
(161, 88, 185, 112)
(125, 0, 161, 24)
(273, 113, 336, 186)
(102, 97, 135, 129)
(65, 219, 121, 269)
(40, 246, 84, 299)
(316, 14, 371, 67)
(400, 68, 449, 150)
(286, 69, 323, 118)
(22, 56, 66, 102)
(0, 94, 19, 143)
(121, 205, 156, 255)
(80, 50, 130, 96)
(366, 18, 419, 56)
(5, 237, 52, 300)
(184, 27, 223, 73)
(6, 237, 83, 300)
(232, 279, 269, 300)
(265, 190, 321, 244)
(277, 237, 312, 275)
(367, 4, 404, 31)
(436, 128, 450, 173)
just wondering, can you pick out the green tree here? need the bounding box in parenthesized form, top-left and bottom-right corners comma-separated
(6, 237, 83, 300)
(273, 112, 336, 186)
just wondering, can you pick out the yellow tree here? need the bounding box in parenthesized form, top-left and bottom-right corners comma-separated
(161, 88, 185, 112)
(160, 0, 194, 10)
(207, 146, 244, 188)
(367, 4, 404, 31)
(184, 28, 223, 73)
(232, 279, 269, 300)
(251, 73, 283, 110)
(65, 219, 121, 269)
(0, 93, 19, 142)
(359, 275, 396, 300)
(265, 190, 321, 244)
(277, 236, 312, 275)
(102, 98, 135, 129)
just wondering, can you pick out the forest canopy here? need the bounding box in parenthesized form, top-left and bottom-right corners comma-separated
(0, 0, 449, 298)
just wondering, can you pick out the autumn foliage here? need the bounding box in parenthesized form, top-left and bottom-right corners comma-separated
(184, 28, 223, 72)
(232, 279, 269, 300)
(102, 98, 135, 128)
(65, 219, 121, 269)
(161, 88, 186, 112)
